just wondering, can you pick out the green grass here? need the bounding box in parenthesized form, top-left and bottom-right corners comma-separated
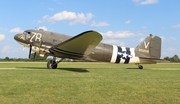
(0, 62, 180, 104)
(0, 62, 180, 69)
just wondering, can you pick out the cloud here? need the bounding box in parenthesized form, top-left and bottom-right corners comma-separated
(1, 45, 27, 53)
(125, 20, 131, 24)
(160, 36, 165, 41)
(172, 24, 180, 28)
(48, 8, 54, 11)
(38, 26, 48, 31)
(103, 39, 126, 46)
(0, 34, 5, 41)
(9, 27, 23, 33)
(167, 48, 176, 51)
(170, 37, 176, 40)
(101, 31, 136, 38)
(133, 0, 159, 5)
(100, 31, 138, 46)
(42, 11, 93, 25)
(139, 38, 145, 42)
(1, 45, 11, 53)
(91, 21, 109, 27)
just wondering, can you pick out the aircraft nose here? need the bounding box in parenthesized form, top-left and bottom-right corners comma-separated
(14, 33, 26, 42)
(14, 34, 20, 41)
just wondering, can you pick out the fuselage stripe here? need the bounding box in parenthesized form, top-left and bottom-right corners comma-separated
(110, 45, 118, 63)
(124, 47, 131, 64)
(115, 46, 122, 63)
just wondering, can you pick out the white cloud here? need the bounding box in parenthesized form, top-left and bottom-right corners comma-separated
(133, 0, 159, 5)
(1, 45, 27, 53)
(100, 31, 138, 46)
(91, 21, 109, 27)
(48, 8, 54, 11)
(167, 48, 176, 51)
(103, 39, 126, 46)
(139, 38, 145, 42)
(38, 26, 48, 31)
(37, 20, 43, 24)
(125, 20, 131, 24)
(160, 36, 165, 41)
(101, 31, 136, 38)
(42, 11, 93, 25)
(1, 45, 11, 53)
(9, 27, 23, 33)
(0, 34, 5, 41)
(172, 24, 180, 28)
(170, 37, 176, 40)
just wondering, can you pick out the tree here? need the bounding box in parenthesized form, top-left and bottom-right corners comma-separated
(164, 55, 180, 62)
(164, 56, 170, 61)
(4, 57, 10, 61)
(172, 55, 179, 62)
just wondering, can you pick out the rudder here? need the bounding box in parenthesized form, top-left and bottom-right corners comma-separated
(135, 34, 161, 59)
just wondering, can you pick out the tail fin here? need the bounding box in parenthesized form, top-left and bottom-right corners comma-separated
(135, 34, 161, 59)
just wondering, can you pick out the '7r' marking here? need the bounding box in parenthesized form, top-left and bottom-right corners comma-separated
(30, 32, 42, 42)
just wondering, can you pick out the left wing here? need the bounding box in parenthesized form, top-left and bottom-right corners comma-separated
(50, 30, 102, 57)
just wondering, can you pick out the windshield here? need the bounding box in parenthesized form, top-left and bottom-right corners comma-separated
(23, 31, 31, 40)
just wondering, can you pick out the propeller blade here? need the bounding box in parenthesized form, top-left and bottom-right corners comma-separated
(33, 52, 36, 61)
(29, 44, 32, 59)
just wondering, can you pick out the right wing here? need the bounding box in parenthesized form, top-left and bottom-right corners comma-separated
(50, 30, 102, 57)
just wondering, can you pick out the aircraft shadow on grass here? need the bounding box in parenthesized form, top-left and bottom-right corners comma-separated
(126, 68, 151, 70)
(58, 68, 89, 72)
(16, 67, 89, 72)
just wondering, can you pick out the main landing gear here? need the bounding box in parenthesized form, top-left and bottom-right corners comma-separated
(136, 63, 143, 69)
(47, 57, 64, 69)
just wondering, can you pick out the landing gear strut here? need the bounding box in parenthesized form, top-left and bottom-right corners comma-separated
(136, 64, 143, 69)
(47, 57, 64, 69)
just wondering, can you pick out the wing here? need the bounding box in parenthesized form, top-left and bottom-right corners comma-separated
(49, 30, 102, 57)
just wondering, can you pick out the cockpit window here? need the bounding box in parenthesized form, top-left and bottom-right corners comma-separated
(23, 31, 28, 35)
(23, 31, 31, 40)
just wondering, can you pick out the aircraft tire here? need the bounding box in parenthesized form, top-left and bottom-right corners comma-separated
(138, 65, 143, 69)
(47, 60, 57, 69)
(52, 61, 57, 69)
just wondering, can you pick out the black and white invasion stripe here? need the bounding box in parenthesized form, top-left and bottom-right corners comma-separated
(110, 45, 135, 64)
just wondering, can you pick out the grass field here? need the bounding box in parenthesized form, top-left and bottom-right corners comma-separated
(0, 62, 180, 104)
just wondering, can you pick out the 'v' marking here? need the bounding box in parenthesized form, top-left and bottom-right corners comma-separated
(144, 41, 149, 49)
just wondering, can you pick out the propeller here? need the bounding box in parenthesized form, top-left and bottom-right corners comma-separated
(28, 44, 37, 61)
(33, 52, 36, 61)
(29, 44, 32, 59)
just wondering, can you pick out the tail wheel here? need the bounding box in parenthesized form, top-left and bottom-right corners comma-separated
(47, 60, 58, 69)
(135, 63, 143, 69)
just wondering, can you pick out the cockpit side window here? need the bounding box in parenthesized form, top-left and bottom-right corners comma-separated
(24, 31, 31, 40)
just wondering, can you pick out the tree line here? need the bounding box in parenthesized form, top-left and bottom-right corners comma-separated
(0, 54, 180, 62)
(163, 54, 180, 62)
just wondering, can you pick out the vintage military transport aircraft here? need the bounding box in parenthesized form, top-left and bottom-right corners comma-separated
(14, 29, 162, 69)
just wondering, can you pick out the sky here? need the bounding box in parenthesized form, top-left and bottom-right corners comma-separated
(0, 0, 180, 58)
